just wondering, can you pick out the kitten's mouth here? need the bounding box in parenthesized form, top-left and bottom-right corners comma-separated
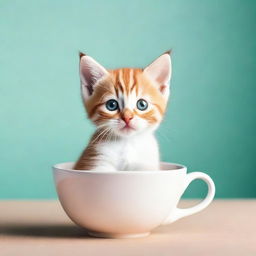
(120, 124, 135, 132)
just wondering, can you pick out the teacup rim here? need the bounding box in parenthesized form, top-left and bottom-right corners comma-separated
(53, 161, 187, 174)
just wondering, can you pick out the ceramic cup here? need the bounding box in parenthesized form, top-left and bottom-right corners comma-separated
(53, 162, 215, 238)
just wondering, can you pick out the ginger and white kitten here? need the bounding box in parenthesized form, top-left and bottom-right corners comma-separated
(74, 51, 172, 171)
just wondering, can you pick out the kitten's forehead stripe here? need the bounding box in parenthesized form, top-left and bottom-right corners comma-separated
(134, 69, 139, 96)
(114, 87, 119, 98)
(110, 68, 142, 97)
(130, 69, 137, 94)
(128, 69, 134, 93)
(123, 69, 131, 95)
(117, 80, 124, 94)
(118, 69, 126, 94)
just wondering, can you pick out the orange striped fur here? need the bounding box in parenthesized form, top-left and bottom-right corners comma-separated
(75, 52, 171, 170)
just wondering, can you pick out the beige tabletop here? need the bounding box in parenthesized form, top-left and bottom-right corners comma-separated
(0, 200, 255, 256)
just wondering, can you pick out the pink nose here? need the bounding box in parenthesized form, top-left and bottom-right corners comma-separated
(121, 109, 134, 125)
(123, 116, 133, 125)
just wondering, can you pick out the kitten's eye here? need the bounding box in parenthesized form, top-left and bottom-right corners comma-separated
(137, 99, 148, 111)
(106, 99, 119, 111)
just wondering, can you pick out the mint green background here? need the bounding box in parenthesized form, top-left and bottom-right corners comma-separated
(0, 0, 255, 199)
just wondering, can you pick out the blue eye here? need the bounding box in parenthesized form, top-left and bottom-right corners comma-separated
(137, 99, 148, 111)
(106, 99, 119, 111)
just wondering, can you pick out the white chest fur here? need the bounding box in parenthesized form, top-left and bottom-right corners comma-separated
(95, 132, 160, 171)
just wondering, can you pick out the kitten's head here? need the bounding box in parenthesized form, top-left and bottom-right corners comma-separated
(79, 51, 172, 137)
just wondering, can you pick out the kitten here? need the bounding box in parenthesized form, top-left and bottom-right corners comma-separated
(74, 51, 172, 171)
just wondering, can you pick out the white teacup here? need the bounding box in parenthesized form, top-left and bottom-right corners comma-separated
(53, 162, 215, 238)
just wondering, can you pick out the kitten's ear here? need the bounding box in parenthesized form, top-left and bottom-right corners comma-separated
(143, 51, 172, 98)
(79, 52, 109, 100)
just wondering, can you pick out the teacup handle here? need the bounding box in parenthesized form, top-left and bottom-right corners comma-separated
(162, 172, 215, 225)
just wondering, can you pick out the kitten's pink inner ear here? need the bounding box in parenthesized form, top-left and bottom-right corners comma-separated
(143, 53, 172, 96)
(80, 56, 109, 97)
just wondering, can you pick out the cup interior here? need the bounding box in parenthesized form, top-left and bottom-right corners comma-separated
(53, 162, 186, 173)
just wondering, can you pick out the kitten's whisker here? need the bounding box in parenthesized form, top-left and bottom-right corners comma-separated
(107, 129, 114, 142)
(96, 124, 109, 130)
(91, 127, 109, 144)
(97, 127, 111, 144)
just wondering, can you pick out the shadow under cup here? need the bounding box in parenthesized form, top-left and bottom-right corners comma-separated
(53, 162, 215, 238)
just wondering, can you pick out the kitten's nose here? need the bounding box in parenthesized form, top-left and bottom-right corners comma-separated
(123, 116, 133, 125)
(121, 109, 134, 125)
